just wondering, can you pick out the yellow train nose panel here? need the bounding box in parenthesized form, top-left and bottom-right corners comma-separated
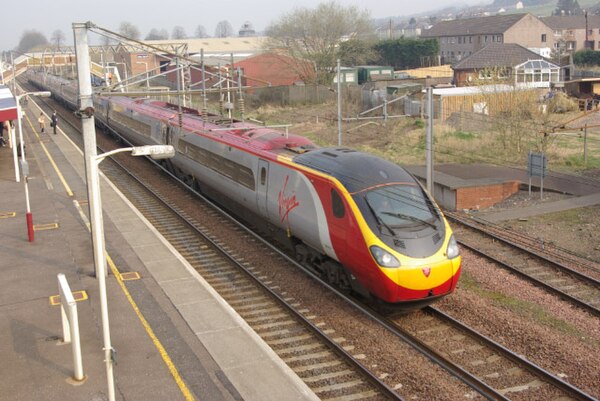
(381, 256, 461, 290)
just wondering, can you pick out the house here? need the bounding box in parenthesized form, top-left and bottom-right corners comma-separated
(452, 43, 562, 87)
(542, 15, 600, 53)
(232, 52, 314, 87)
(421, 13, 554, 64)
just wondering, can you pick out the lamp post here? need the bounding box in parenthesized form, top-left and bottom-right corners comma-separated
(89, 144, 174, 401)
(15, 91, 51, 242)
(136, 61, 149, 90)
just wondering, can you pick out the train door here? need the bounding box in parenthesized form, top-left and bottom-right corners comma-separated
(257, 159, 269, 219)
(163, 124, 171, 145)
(329, 187, 347, 257)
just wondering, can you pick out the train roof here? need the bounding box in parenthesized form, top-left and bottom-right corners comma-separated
(109, 97, 317, 155)
(294, 148, 417, 193)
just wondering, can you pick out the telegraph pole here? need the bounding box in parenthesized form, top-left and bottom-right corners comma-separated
(426, 87, 434, 194)
(337, 59, 342, 146)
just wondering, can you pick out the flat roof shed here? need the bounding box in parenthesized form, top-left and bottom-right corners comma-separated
(0, 85, 17, 121)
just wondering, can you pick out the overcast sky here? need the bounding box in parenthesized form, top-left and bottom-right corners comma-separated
(1, 0, 485, 51)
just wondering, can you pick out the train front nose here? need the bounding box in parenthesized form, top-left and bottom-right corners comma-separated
(384, 256, 461, 303)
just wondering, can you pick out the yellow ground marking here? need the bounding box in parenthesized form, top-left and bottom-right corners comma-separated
(23, 112, 74, 197)
(49, 290, 89, 306)
(34, 222, 59, 231)
(120, 272, 141, 281)
(22, 106, 195, 401)
(105, 253, 195, 401)
(0, 212, 16, 218)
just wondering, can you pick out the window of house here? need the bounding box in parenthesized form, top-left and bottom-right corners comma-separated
(541, 34, 547, 42)
(485, 35, 488, 42)
(469, 36, 472, 43)
(478, 69, 492, 79)
(554, 30, 562, 36)
(497, 35, 502, 42)
(589, 29, 593, 36)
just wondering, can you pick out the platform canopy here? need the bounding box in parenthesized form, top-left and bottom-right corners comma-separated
(0, 85, 17, 121)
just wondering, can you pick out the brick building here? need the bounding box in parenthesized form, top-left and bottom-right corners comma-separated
(421, 13, 554, 64)
(542, 15, 600, 53)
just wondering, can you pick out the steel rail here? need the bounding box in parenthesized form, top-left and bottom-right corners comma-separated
(428, 307, 598, 401)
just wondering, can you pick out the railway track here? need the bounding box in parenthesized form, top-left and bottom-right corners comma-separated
(446, 212, 600, 317)
(27, 83, 599, 400)
(390, 307, 596, 401)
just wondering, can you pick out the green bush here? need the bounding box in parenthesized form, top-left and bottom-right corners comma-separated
(414, 119, 425, 128)
(564, 154, 600, 169)
(452, 131, 477, 140)
(573, 50, 600, 65)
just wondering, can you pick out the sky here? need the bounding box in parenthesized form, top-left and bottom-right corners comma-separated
(1, 0, 486, 51)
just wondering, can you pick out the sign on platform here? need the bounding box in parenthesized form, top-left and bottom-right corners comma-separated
(528, 151, 547, 178)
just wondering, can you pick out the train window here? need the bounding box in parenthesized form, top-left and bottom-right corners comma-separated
(182, 141, 255, 190)
(260, 167, 266, 185)
(331, 189, 345, 218)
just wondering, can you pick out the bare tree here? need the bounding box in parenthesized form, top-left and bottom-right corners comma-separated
(118, 21, 141, 40)
(266, 1, 374, 84)
(50, 30, 66, 49)
(145, 28, 169, 40)
(172, 26, 187, 39)
(100, 35, 116, 46)
(194, 25, 208, 38)
(214, 21, 234, 38)
(17, 30, 49, 53)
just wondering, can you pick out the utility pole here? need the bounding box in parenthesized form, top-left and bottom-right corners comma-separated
(73, 21, 115, 401)
(337, 59, 342, 146)
(584, 124, 588, 165)
(426, 87, 434, 194)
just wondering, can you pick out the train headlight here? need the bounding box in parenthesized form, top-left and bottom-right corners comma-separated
(446, 235, 460, 259)
(370, 246, 400, 268)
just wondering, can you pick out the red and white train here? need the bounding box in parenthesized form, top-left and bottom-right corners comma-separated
(30, 70, 461, 309)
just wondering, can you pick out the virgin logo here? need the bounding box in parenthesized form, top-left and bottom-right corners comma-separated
(278, 176, 300, 223)
(422, 267, 431, 278)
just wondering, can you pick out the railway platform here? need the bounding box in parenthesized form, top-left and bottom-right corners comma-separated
(0, 100, 318, 400)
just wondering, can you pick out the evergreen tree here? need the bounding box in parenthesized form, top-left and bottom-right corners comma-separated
(553, 0, 583, 15)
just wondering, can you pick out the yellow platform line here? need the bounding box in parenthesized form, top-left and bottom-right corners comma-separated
(105, 254, 195, 400)
(72, 176, 194, 400)
(23, 112, 74, 197)
(0, 212, 16, 218)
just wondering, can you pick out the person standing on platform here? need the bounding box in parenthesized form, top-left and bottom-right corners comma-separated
(38, 112, 46, 133)
(0, 121, 7, 146)
(51, 111, 58, 135)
